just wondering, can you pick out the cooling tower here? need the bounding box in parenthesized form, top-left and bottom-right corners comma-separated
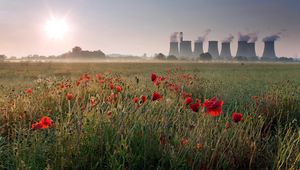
(208, 41, 219, 59)
(194, 42, 204, 57)
(180, 41, 193, 57)
(236, 41, 249, 57)
(247, 42, 257, 58)
(169, 42, 179, 57)
(262, 41, 277, 60)
(220, 42, 232, 59)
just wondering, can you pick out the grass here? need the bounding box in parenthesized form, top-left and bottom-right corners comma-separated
(0, 62, 299, 169)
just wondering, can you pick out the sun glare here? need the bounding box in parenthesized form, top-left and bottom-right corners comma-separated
(45, 17, 69, 40)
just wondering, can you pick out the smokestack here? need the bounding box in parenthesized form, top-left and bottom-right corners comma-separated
(179, 32, 183, 42)
(180, 41, 193, 57)
(247, 42, 257, 58)
(262, 41, 277, 60)
(208, 41, 219, 59)
(169, 42, 179, 57)
(220, 42, 232, 59)
(194, 42, 204, 57)
(236, 41, 249, 58)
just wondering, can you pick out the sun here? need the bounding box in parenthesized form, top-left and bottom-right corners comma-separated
(45, 17, 69, 40)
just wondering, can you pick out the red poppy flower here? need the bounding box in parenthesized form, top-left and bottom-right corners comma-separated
(31, 122, 43, 130)
(160, 134, 167, 145)
(107, 93, 118, 103)
(32, 116, 53, 130)
(96, 73, 103, 80)
(196, 143, 204, 150)
(181, 91, 192, 99)
(90, 97, 96, 106)
(60, 83, 66, 89)
(152, 91, 162, 101)
(107, 111, 113, 119)
(81, 73, 91, 81)
(40, 116, 53, 127)
(168, 83, 180, 92)
(99, 79, 105, 84)
(66, 93, 74, 101)
(153, 76, 166, 86)
(190, 102, 200, 112)
(25, 88, 33, 94)
(141, 95, 147, 103)
(133, 97, 139, 103)
(181, 138, 189, 146)
(232, 112, 243, 123)
(151, 73, 157, 82)
(116, 85, 122, 92)
(109, 83, 114, 89)
(185, 97, 193, 105)
(76, 80, 81, 86)
(203, 97, 224, 117)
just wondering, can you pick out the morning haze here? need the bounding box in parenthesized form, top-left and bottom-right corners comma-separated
(0, 0, 299, 58)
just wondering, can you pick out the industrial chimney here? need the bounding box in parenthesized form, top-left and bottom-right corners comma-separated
(220, 42, 232, 60)
(247, 42, 257, 59)
(194, 42, 204, 57)
(236, 41, 250, 58)
(169, 42, 179, 57)
(208, 41, 219, 59)
(262, 41, 277, 60)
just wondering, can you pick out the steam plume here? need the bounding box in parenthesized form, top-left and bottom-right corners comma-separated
(263, 30, 285, 42)
(195, 29, 211, 42)
(238, 32, 250, 42)
(170, 32, 178, 42)
(248, 32, 258, 43)
(238, 32, 258, 42)
(222, 34, 234, 43)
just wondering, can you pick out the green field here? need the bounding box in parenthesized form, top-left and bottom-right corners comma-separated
(0, 62, 299, 169)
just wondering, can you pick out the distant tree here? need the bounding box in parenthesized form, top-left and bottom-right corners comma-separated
(278, 57, 294, 62)
(0, 55, 7, 61)
(155, 53, 166, 60)
(167, 55, 178, 60)
(248, 56, 259, 61)
(199, 53, 212, 61)
(72, 46, 82, 53)
(234, 56, 248, 61)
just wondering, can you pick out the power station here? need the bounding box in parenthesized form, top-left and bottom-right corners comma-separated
(168, 32, 279, 60)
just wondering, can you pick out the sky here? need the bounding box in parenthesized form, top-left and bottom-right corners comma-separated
(0, 0, 299, 58)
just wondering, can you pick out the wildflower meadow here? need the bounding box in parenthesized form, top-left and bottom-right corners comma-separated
(0, 62, 299, 169)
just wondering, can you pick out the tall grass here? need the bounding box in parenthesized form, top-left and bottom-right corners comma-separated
(0, 62, 299, 169)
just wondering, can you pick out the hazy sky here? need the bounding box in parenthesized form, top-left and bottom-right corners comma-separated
(0, 0, 299, 57)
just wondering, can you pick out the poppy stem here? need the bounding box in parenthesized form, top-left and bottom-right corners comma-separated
(68, 100, 71, 113)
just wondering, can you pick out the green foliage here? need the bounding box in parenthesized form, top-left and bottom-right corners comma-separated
(199, 53, 212, 61)
(167, 55, 178, 60)
(234, 56, 248, 61)
(155, 53, 166, 60)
